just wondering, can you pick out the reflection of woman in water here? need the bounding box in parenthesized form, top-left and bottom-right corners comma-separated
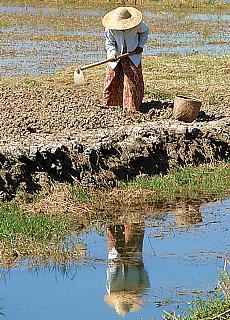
(104, 223, 150, 316)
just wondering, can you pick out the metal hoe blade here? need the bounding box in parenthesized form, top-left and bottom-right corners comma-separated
(74, 68, 86, 86)
(73, 53, 131, 86)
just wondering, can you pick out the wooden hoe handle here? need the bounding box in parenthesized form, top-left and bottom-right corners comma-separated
(80, 52, 132, 71)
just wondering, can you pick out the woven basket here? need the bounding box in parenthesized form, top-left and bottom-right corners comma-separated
(173, 96, 202, 123)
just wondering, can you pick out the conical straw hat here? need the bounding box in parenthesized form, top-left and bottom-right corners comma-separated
(102, 7, 142, 30)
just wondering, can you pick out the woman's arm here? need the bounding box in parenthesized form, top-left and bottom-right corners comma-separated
(105, 29, 117, 59)
(137, 21, 149, 49)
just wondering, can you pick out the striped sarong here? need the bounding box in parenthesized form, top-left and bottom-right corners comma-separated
(102, 58, 144, 112)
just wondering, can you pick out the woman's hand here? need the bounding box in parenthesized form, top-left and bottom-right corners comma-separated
(111, 54, 117, 61)
(128, 47, 143, 56)
(135, 46, 143, 54)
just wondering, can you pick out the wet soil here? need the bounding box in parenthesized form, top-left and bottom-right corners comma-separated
(1, 5, 229, 77)
(0, 80, 229, 199)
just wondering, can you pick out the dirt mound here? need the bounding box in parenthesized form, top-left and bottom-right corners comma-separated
(0, 83, 151, 139)
(0, 82, 229, 199)
(1, 81, 228, 142)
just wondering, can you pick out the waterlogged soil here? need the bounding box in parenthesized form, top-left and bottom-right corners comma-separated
(0, 197, 229, 320)
(0, 5, 230, 77)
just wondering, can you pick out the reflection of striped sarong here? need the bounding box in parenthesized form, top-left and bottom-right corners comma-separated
(102, 58, 144, 112)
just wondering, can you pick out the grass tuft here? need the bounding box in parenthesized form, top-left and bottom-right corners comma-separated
(126, 165, 230, 201)
(164, 265, 230, 319)
(0, 203, 70, 242)
(68, 185, 91, 203)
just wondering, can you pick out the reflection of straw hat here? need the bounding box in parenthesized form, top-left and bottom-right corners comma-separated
(102, 7, 142, 30)
(104, 292, 143, 316)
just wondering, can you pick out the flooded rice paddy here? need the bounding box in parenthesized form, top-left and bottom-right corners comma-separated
(0, 3, 229, 319)
(0, 5, 230, 76)
(0, 198, 229, 319)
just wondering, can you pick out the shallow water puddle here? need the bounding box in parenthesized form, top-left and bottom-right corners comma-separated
(0, 198, 229, 319)
(0, 5, 106, 17)
(0, 5, 229, 77)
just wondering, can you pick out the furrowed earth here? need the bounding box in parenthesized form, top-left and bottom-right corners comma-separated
(0, 59, 229, 199)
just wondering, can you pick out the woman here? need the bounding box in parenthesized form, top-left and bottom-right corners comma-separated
(102, 7, 149, 112)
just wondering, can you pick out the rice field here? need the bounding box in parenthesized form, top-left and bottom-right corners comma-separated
(0, 1, 229, 319)
(0, 2, 229, 77)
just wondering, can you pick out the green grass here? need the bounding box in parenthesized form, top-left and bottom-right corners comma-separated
(68, 185, 91, 203)
(0, 22, 10, 29)
(165, 295, 230, 319)
(0, 202, 87, 261)
(24, 79, 38, 87)
(126, 165, 230, 200)
(145, 88, 173, 100)
(0, 164, 229, 260)
(0, 204, 71, 242)
(164, 266, 230, 319)
(186, 297, 230, 319)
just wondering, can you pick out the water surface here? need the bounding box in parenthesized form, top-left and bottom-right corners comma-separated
(0, 5, 229, 77)
(0, 198, 229, 319)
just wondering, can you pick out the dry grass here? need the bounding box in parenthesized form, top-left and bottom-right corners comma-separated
(143, 55, 230, 113)
(1, 0, 230, 10)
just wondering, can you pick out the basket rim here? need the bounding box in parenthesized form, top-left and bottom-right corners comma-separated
(174, 95, 202, 103)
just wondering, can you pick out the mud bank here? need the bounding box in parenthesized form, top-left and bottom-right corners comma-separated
(0, 74, 229, 199)
(0, 114, 229, 200)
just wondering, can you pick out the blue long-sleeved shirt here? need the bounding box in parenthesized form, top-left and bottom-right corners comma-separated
(105, 21, 149, 69)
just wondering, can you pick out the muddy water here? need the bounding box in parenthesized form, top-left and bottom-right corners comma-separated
(0, 198, 229, 319)
(0, 5, 229, 77)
